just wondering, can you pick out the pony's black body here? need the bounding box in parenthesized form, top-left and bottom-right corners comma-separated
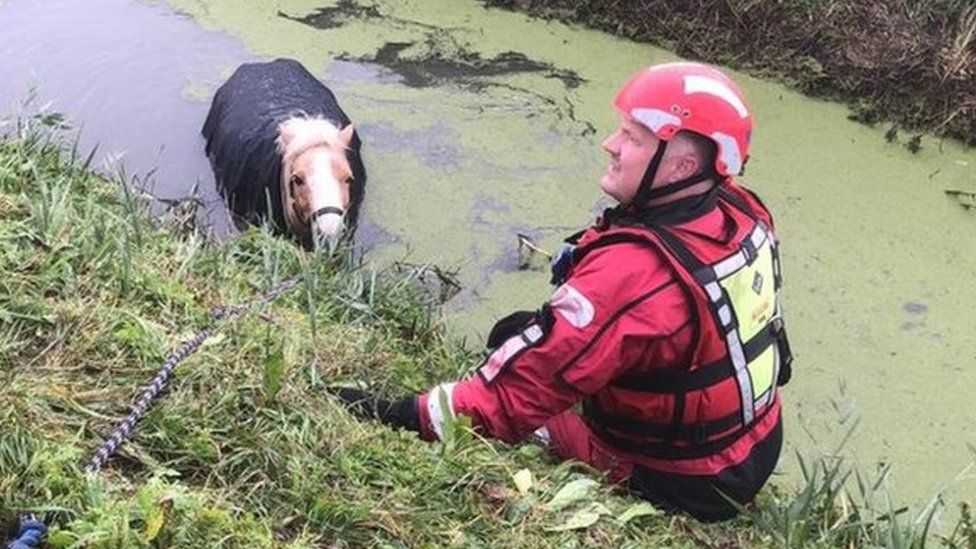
(202, 58, 366, 239)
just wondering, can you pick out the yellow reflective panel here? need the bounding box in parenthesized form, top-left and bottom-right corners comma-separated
(748, 345, 776, 402)
(718, 243, 776, 341)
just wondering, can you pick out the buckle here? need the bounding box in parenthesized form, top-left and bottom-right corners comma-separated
(741, 238, 758, 264)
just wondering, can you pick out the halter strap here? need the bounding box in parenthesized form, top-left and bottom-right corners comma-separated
(312, 206, 345, 219)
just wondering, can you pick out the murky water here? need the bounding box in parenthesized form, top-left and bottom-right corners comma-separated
(2, 0, 974, 511)
(0, 0, 255, 236)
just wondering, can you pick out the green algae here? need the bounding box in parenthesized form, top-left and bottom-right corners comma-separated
(163, 0, 976, 508)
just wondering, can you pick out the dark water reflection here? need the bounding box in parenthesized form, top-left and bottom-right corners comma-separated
(0, 0, 254, 237)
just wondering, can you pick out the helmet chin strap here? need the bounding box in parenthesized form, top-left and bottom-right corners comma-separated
(628, 140, 716, 210)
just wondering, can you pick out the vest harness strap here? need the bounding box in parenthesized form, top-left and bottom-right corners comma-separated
(579, 188, 793, 459)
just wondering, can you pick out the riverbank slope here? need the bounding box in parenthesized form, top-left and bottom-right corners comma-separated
(2, 117, 973, 545)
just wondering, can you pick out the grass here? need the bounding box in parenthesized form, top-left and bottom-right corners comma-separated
(0, 115, 974, 547)
(482, 0, 976, 149)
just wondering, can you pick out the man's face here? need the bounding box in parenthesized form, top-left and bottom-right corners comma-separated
(600, 114, 661, 204)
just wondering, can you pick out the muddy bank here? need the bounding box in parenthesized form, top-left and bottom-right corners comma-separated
(484, 0, 976, 149)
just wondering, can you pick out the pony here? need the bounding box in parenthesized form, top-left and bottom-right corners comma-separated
(202, 58, 365, 247)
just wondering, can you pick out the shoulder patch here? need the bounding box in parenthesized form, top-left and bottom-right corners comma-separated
(551, 283, 595, 328)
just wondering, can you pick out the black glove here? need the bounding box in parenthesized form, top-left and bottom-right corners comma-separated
(330, 387, 421, 432)
(486, 310, 536, 350)
(549, 242, 575, 286)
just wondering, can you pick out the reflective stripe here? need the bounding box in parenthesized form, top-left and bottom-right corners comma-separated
(754, 386, 773, 410)
(551, 283, 595, 328)
(522, 324, 543, 344)
(426, 382, 457, 441)
(717, 304, 733, 327)
(533, 426, 551, 446)
(704, 281, 722, 301)
(685, 75, 749, 118)
(652, 212, 780, 436)
(705, 222, 776, 426)
(714, 225, 769, 280)
(478, 335, 528, 383)
(713, 251, 746, 279)
(711, 132, 744, 175)
(631, 108, 682, 133)
(750, 225, 767, 249)
(725, 330, 755, 425)
(478, 322, 546, 383)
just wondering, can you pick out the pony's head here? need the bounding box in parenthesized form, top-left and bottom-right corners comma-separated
(277, 115, 356, 245)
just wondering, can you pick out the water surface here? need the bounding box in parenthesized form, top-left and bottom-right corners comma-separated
(2, 0, 974, 512)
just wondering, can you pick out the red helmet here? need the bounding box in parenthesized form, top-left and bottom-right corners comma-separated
(614, 62, 752, 176)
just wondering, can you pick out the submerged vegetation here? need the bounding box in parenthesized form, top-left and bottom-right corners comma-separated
(483, 0, 976, 149)
(1, 117, 974, 546)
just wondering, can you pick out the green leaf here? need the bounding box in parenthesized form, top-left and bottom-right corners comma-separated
(617, 502, 661, 524)
(45, 530, 76, 546)
(513, 468, 533, 495)
(144, 496, 173, 541)
(201, 333, 226, 347)
(263, 347, 285, 402)
(546, 478, 599, 511)
(545, 503, 610, 532)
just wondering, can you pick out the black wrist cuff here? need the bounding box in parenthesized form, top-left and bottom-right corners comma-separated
(382, 396, 421, 432)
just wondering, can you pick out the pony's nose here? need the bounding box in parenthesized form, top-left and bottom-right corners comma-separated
(314, 210, 344, 240)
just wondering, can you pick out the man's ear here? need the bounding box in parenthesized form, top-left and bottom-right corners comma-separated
(338, 123, 355, 148)
(678, 154, 702, 180)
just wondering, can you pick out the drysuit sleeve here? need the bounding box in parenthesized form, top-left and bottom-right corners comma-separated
(416, 242, 692, 443)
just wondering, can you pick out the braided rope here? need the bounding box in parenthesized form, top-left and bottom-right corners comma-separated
(84, 277, 300, 474)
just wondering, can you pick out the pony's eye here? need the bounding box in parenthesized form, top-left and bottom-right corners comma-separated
(290, 174, 305, 187)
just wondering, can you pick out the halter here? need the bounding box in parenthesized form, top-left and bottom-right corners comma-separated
(311, 205, 345, 219)
(280, 139, 348, 237)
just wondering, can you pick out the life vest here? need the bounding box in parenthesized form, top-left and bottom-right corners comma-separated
(579, 185, 793, 460)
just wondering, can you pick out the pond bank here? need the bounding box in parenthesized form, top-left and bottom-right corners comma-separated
(484, 0, 976, 149)
(1, 120, 973, 547)
(3, 0, 976, 536)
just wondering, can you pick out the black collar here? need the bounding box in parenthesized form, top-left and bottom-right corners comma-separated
(601, 184, 721, 229)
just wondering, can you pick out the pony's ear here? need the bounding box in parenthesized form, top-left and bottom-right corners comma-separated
(276, 119, 300, 153)
(338, 123, 355, 148)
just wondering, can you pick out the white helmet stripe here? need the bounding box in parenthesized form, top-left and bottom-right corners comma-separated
(711, 132, 744, 175)
(683, 75, 749, 118)
(631, 108, 681, 133)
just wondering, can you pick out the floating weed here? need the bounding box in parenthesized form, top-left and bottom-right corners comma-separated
(942, 502, 976, 548)
(484, 0, 976, 145)
(1, 118, 973, 547)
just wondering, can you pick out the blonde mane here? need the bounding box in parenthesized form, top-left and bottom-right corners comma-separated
(276, 114, 348, 163)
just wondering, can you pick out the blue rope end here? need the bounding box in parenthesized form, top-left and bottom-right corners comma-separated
(6, 517, 47, 549)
